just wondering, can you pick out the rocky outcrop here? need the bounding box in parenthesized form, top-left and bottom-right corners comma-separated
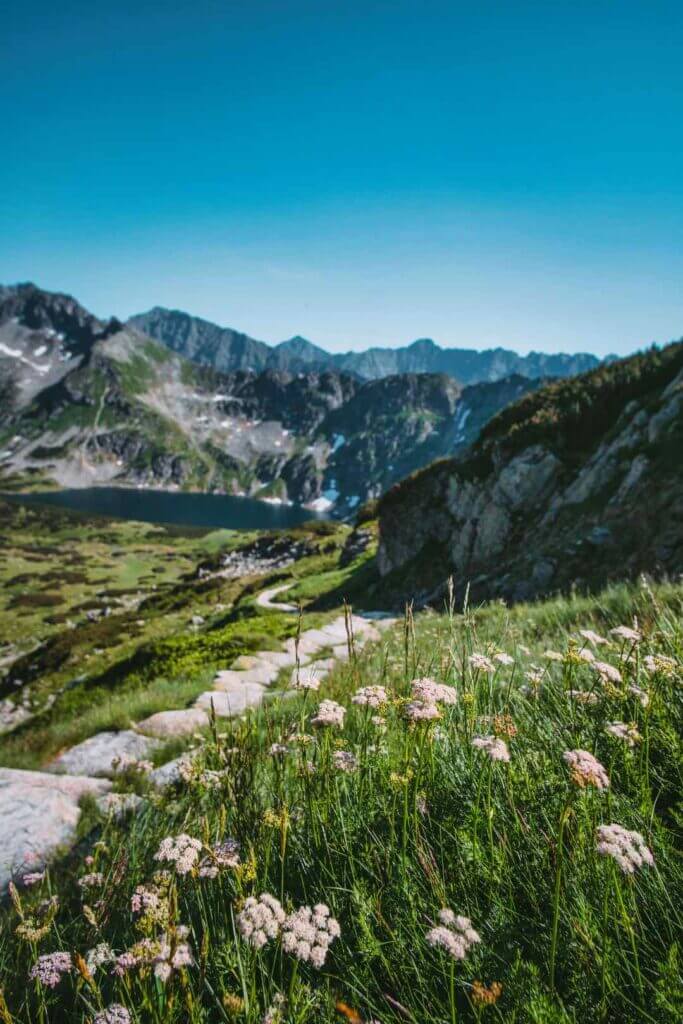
(377, 343, 683, 604)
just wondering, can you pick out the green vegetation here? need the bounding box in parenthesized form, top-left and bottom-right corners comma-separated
(0, 577, 681, 1022)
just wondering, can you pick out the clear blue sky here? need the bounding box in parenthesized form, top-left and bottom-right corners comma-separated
(2, 1, 682, 355)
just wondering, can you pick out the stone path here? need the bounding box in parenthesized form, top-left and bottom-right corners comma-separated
(254, 582, 298, 612)
(0, 608, 396, 890)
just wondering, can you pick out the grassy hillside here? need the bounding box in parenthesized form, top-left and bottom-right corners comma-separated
(0, 577, 681, 1022)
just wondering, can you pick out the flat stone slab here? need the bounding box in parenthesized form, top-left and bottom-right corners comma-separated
(195, 686, 266, 717)
(0, 768, 112, 799)
(330, 644, 350, 660)
(0, 769, 112, 891)
(137, 708, 209, 738)
(253, 649, 299, 667)
(48, 730, 161, 778)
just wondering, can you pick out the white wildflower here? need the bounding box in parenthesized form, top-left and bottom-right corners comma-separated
(494, 652, 514, 666)
(311, 700, 346, 728)
(281, 903, 340, 968)
(94, 1007, 131, 1024)
(469, 654, 495, 673)
(610, 626, 642, 644)
(352, 685, 388, 707)
(596, 824, 654, 873)
(426, 910, 480, 960)
(411, 678, 457, 705)
(333, 750, 358, 773)
(592, 661, 623, 685)
(404, 700, 441, 722)
(605, 721, 641, 747)
(579, 629, 609, 646)
(237, 893, 285, 949)
(472, 736, 510, 762)
(154, 834, 203, 875)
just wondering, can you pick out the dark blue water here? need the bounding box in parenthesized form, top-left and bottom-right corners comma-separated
(4, 487, 328, 530)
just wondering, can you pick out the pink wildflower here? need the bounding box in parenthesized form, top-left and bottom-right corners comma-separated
(426, 910, 480, 960)
(311, 700, 346, 728)
(281, 903, 340, 968)
(29, 952, 72, 988)
(472, 736, 510, 762)
(563, 749, 609, 790)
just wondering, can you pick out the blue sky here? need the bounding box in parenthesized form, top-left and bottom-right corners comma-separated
(2, 1, 682, 356)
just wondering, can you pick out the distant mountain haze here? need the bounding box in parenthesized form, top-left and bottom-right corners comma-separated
(128, 306, 602, 383)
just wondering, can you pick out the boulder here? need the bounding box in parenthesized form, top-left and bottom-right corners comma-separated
(0, 768, 111, 891)
(48, 730, 161, 778)
(195, 686, 266, 717)
(137, 708, 209, 738)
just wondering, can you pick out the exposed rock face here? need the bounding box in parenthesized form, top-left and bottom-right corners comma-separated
(377, 343, 683, 604)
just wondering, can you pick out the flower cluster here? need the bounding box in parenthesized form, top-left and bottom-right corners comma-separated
(281, 903, 340, 968)
(411, 677, 457, 706)
(404, 699, 441, 722)
(579, 629, 608, 646)
(494, 652, 514, 666)
(94, 1006, 131, 1024)
(78, 872, 104, 890)
(154, 834, 203, 875)
(592, 661, 623, 685)
(469, 654, 495, 673)
(472, 735, 511, 762)
(311, 700, 346, 728)
(29, 952, 72, 988)
(351, 685, 388, 707)
(643, 653, 676, 676)
(237, 893, 286, 948)
(149, 927, 193, 982)
(86, 943, 115, 974)
(426, 909, 481, 960)
(563, 749, 609, 790)
(22, 871, 45, 887)
(605, 721, 641, 747)
(596, 824, 654, 873)
(198, 839, 241, 879)
(610, 625, 641, 644)
(333, 750, 358, 773)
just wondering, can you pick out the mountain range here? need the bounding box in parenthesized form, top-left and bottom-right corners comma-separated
(1, 283, 548, 514)
(129, 306, 602, 383)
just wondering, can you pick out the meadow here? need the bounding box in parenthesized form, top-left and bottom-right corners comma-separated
(1, 576, 681, 1023)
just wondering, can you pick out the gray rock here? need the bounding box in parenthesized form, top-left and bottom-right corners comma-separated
(195, 685, 266, 717)
(137, 708, 209, 738)
(48, 730, 161, 778)
(96, 792, 145, 819)
(149, 755, 193, 789)
(0, 768, 111, 890)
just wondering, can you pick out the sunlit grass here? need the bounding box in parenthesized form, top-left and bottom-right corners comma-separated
(1, 577, 681, 1022)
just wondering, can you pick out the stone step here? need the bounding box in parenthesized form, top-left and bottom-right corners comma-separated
(195, 685, 266, 717)
(47, 730, 161, 778)
(137, 708, 209, 739)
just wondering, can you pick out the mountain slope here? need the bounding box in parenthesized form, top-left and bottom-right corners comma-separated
(376, 341, 683, 602)
(129, 306, 601, 382)
(1, 285, 540, 513)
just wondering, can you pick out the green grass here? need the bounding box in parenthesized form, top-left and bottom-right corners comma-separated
(1, 578, 681, 1022)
